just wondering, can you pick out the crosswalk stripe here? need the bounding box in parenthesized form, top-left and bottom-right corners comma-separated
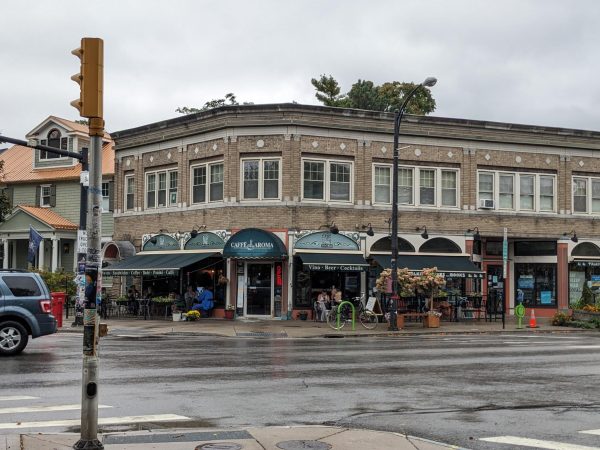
(480, 436, 600, 450)
(0, 414, 190, 430)
(0, 396, 38, 401)
(0, 404, 111, 414)
(580, 429, 600, 435)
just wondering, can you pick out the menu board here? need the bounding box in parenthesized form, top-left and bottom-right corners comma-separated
(569, 271, 585, 305)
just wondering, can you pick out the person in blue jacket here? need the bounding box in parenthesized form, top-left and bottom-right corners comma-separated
(192, 286, 214, 317)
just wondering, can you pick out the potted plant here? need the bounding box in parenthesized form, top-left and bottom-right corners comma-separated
(224, 304, 235, 320)
(414, 267, 446, 328)
(185, 310, 200, 321)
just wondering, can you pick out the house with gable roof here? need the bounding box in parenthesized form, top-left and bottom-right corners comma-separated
(0, 116, 114, 272)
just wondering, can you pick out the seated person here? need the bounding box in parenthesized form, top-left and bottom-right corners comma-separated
(170, 291, 187, 313)
(191, 287, 214, 317)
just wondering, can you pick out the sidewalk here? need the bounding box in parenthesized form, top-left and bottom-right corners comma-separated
(58, 312, 584, 338)
(4, 426, 465, 449)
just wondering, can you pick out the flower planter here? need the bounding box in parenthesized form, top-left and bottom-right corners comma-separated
(572, 310, 600, 322)
(172, 312, 183, 322)
(224, 309, 235, 320)
(423, 314, 440, 328)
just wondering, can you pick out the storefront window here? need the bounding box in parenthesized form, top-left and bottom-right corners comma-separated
(515, 263, 556, 307)
(569, 260, 600, 305)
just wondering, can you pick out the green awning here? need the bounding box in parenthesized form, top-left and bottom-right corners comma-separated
(103, 252, 218, 276)
(372, 254, 484, 279)
(298, 252, 369, 271)
(223, 228, 287, 260)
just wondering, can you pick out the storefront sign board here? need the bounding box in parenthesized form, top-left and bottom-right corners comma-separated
(295, 231, 359, 251)
(184, 232, 225, 250)
(305, 264, 365, 271)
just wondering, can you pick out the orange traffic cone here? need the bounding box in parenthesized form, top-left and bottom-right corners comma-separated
(527, 309, 539, 328)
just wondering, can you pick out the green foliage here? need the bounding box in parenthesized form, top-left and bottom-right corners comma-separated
(551, 311, 572, 326)
(176, 93, 241, 115)
(581, 283, 594, 306)
(33, 268, 76, 297)
(0, 161, 13, 222)
(565, 320, 597, 329)
(311, 74, 436, 114)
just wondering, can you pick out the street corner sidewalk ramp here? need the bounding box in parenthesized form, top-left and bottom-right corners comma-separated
(8, 427, 464, 450)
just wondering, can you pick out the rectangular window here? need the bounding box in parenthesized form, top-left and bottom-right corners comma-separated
(101, 182, 110, 211)
(419, 169, 435, 205)
(263, 160, 279, 199)
(125, 176, 135, 211)
(592, 180, 600, 213)
(478, 172, 494, 201)
(398, 168, 413, 204)
(519, 175, 535, 210)
(499, 174, 514, 209)
(241, 158, 280, 200)
(192, 166, 207, 203)
(329, 162, 351, 202)
(539, 176, 554, 211)
(41, 185, 52, 207)
(169, 171, 178, 205)
(374, 166, 390, 204)
(2, 276, 41, 297)
(441, 170, 457, 207)
(573, 178, 587, 213)
(303, 161, 325, 200)
(146, 170, 178, 209)
(515, 263, 557, 308)
(146, 174, 156, 208)
(209, 164, 224, 202)
(158, 172, 167, 207)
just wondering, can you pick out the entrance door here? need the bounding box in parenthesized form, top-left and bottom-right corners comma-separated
(246, 263, 273, 316)
(486, 264, 505, 319)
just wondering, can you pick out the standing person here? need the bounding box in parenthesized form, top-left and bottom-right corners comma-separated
(100, 287, 109, 319)
(184, 285, 196, 311)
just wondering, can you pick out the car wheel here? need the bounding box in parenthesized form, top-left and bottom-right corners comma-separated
(0, 321, 29, 356)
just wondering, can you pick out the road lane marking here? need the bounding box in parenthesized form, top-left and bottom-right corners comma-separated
(0, 404, 111, 414)
(480, 436, 600, 449)
(0, 414, 190, 430)
(580, 429, 600, 435)
(0, 396, 38, 401)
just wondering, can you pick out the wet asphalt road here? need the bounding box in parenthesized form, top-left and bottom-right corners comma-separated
(2, 331, 600, 449)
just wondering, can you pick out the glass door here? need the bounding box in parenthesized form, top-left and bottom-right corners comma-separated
(246, 263, 273, 316)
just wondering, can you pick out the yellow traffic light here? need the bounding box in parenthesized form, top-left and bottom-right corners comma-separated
(71, 37, 103, 118)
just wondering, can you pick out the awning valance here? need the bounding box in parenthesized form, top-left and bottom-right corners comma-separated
(298, 252, 369, 271)
(103, 252, 218, 276)
(223, 228, 287, 260)
(372, 254, 484, 279)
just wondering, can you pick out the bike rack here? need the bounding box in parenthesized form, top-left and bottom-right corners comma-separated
(336, 300, 356, 331)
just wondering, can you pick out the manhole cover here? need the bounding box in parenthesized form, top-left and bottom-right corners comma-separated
(276, 440, 331, 450)
(195, 444, 243, 450)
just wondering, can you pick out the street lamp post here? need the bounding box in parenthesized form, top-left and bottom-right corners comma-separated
(388, 77, 437, 331)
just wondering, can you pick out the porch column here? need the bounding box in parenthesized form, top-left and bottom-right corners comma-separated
(2, 239, 8, 269)
(38, 238, 45, 270)
(557, 237, 569, 310)
(11, 241, 17, 268)
(51, 237, 59, 272)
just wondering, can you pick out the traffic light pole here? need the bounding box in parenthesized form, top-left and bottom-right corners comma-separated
(74, 118, 104, 450)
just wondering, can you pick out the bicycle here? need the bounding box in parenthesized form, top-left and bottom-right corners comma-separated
(326, 295, 378, 330)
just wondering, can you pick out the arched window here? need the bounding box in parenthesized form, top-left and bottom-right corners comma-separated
(41, 129, 61, 159)
(419, 237, 462, 253)
(370, 236, 415, 252)
(572, 242, 600, 257)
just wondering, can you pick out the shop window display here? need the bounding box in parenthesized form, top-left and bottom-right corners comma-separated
(515, 263, 556, 307)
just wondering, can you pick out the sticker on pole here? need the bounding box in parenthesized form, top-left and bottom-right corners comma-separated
(77, 230, 87, 254)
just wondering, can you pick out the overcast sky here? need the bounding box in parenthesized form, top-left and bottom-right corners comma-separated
(2, 1, 599, 140)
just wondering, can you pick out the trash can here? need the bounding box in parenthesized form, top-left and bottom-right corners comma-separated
(50, 292, 66, 328)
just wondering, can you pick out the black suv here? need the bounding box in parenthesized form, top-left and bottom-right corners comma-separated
(0, 270, 57, 356)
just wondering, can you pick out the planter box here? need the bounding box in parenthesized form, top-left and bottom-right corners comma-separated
(423, 314, 440, 328)
(224, 309, 235, 320)
(572, 310, 600, 322)
(172, 312, 183, 322)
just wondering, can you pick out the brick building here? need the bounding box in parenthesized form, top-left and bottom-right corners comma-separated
(107, 104, 600, 319)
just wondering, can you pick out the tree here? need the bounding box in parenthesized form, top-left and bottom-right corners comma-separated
(176, 93, 240, 115)
(312, 74, 436, 114)
(0, 161, 12, 223)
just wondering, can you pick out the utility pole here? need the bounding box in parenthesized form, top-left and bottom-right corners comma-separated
(70, 37, 104, 450)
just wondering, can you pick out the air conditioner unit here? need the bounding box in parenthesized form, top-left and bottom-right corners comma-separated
(479, 199, 494, 209)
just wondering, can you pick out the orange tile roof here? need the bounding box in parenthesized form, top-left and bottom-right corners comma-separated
(1, 137, 114, 184)
(19, 205, 78, 231)
(46, 116, 112, 140)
